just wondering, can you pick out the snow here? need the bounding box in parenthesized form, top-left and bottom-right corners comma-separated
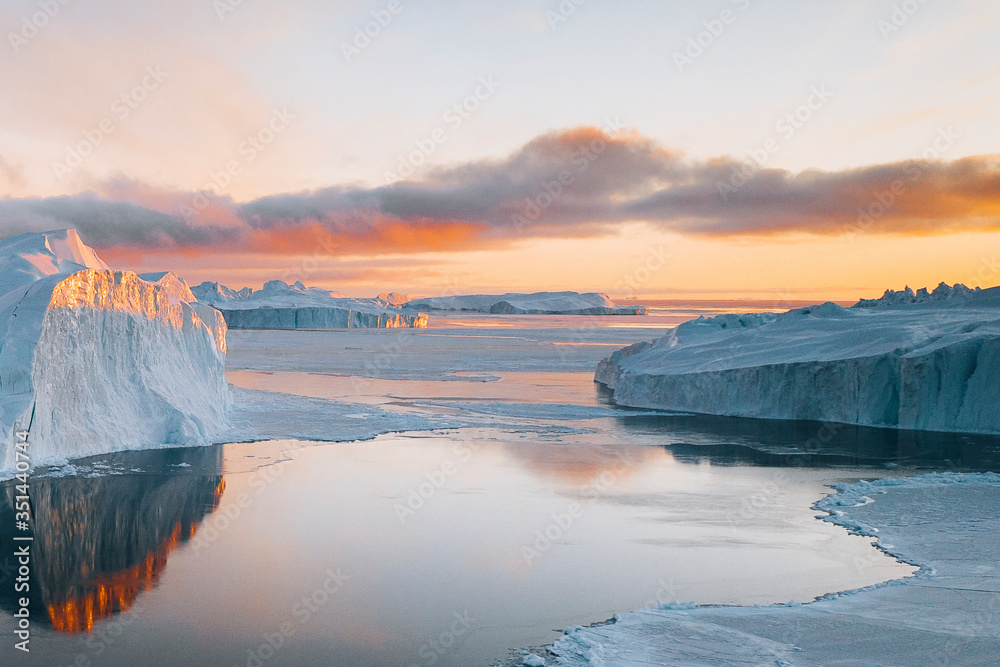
(597, 284, 1000, 434)
(0, 229, 229, 474)
(404, 291, 647, 315)
(191, 279, 428, 328)
(528, 472, 1000, 666)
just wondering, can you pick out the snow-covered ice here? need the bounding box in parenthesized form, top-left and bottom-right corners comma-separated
(192, 279, 428, 328)
(222, 385, 443, 443)
(0, 230, 229, 473)
(521, 472, 1000, 666)
(854, 281, 983, 307)
(404, 291, 647, 315)
(597, 284, 1000, 434)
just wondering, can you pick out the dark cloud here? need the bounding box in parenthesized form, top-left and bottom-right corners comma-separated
(1, 127, 998, 254)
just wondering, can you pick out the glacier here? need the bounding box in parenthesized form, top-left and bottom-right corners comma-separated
(596, 284, 1000, 434)
(403, 291, 647, 315)
(192, 279, 429, 329)
(0, 229, 230, 473)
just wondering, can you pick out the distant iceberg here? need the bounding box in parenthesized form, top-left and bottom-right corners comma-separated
(853, 281, 981, 307)
(0, 229, 230, 473)
(377, 291, 411, 306)
(404, 291, 647, 315)
(597, 284, 1000, 434)
(192, 280, 429, 329)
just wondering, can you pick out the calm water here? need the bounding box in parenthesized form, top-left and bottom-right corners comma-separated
(0, 429, 934, 667)
(4, 309, 999, 666)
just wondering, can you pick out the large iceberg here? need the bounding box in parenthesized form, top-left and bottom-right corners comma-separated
(404, 291, 647, 315)
(192, 280, 429, 329)
(0, 229, 229, 473)
(596, 284, 1000, 434)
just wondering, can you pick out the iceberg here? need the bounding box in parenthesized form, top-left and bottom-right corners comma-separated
(192, 280, 429, 329)
(404, 291, 647, 315)
(596, 284, 1000, 434)
(377, 291, 411, 306)
(0, 229, 230, 473)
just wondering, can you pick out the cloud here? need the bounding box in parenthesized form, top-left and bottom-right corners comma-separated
(0, 126, 998, 256)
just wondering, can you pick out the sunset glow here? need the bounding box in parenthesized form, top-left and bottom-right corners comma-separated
(2, 1, 998, 298)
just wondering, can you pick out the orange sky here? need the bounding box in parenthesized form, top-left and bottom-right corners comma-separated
(101, 225, 1000, 302)
(2, 2, 999, 300)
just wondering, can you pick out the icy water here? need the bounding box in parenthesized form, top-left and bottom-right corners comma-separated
(4, 307, 1000, 666)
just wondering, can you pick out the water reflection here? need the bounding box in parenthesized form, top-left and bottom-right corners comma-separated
(0, 435, 921, 666)
(610, 411, 1000, 472)
(498, 440, 662, 485)
(0, 447, 224, 633)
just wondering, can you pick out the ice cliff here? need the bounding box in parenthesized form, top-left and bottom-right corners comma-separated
(192, 280, 428, 329)
(596, 285, 1000, 434)
(404, 291, 647, 315)
(0, 229, 230, 472)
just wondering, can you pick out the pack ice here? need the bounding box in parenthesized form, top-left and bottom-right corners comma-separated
(0, 230, 229, 473)
(404, 291, 647, 315)
(597, 284, 1000, 433)
(192, 280, 429, 328)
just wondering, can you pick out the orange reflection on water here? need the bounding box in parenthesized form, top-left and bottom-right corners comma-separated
(46, 476, 226, 634)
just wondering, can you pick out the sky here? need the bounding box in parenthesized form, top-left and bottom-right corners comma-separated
(1, 0, 999, 300)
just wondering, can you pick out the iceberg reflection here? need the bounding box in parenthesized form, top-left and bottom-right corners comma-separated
(0, 447, 224, 633)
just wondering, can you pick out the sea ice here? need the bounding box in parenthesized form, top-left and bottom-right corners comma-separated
(527, 472, 1000, 666)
